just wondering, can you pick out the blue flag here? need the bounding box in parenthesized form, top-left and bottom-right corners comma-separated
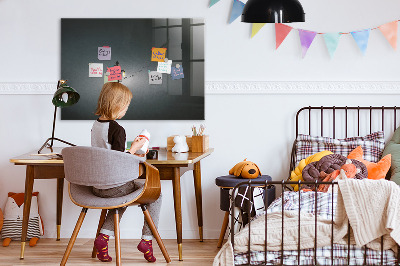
(229, 0, 245, 24)
(351, 29, 370, 55)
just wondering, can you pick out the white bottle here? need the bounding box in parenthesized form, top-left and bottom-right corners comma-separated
(136, 129, 150, 154)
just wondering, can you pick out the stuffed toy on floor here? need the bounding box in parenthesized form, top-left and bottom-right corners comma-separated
(1, 192, 44, 247)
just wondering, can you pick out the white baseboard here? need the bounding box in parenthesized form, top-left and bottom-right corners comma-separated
(1, 81, 400, 94)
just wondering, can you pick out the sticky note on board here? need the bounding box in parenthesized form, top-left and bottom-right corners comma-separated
(171, 66, 184, 80)
(151, 47, 167, 62)
(157, 60, 172, 74)
(98, 46, 111, 60)
(104, 72, 117, 84)
(89, 63, 103, 77)
(149, 71, 162, 85)
(107, 66, 122, 81)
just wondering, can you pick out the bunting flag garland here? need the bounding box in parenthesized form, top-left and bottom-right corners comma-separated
(229, 0, 245, 24)
(251, 23, 266, 38)
(378, 21, 398, 50)
(351, 29, 370, 55)
(208, 3, 400, 58)
(275, 23, 293, 49)
(298, 29, 317, 58)
(323, 33, 341, 58)
(209, 0, 220, 8)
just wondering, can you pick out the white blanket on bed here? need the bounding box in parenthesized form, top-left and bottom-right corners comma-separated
(335, 178, 399, 251)
(213, 179, 400, 266)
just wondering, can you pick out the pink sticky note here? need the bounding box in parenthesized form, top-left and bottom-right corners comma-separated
(107, 66, 122, 81)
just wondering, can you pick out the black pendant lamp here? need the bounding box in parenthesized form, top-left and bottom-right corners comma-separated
(242, 0, 305, 23)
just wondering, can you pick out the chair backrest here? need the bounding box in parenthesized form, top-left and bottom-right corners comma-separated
(62, 146, 145, 187)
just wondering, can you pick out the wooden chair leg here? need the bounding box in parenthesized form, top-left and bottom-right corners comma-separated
(141, 205, 171, 263)
(91, 209, 108, 258)
(217, 211, 230, 248)
(114, 210, 121, 266)
(60, 208, 88, 266)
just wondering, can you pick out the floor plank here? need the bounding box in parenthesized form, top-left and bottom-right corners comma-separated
(0, 239, 221, 265)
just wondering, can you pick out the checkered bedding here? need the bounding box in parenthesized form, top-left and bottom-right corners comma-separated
(234, 191, 398, 265)
(294, 131, 385, 166)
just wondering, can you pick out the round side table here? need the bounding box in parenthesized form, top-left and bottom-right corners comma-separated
(215, 175, 275, 248)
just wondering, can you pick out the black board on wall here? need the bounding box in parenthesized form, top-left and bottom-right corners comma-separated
(61, 18, 205, 120)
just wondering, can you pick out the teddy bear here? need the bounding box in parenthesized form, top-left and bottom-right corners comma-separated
(172, 135, 189, 153)
(1, 192, 44, 247)
(229, 159, 261, 179)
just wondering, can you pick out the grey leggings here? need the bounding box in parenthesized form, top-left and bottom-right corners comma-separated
(92, 180, 162, 240)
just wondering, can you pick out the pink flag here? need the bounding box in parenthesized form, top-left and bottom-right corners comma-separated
(275, 23, 293, 49)
(298, 29, 317, 58)
(378, 21, 398, 50)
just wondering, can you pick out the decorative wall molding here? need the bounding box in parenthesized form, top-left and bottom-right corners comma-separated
(206, 81, 400, 94)
(0, 83, 56, 94)
(1, 81, 400, 94)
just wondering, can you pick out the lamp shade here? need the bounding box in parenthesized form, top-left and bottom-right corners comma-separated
(52, 84, 80, 108)
(242, 0, 305, 23)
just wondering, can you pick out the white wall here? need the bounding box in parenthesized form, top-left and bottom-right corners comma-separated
(1, 0, 400, 240)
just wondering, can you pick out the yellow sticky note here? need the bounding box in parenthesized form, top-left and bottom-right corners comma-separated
(151, 47, 167, 62)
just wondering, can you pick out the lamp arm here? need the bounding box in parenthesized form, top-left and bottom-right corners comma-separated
(50, 105, 57, 148)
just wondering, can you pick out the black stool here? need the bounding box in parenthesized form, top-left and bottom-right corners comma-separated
(215, 175, 275, 248)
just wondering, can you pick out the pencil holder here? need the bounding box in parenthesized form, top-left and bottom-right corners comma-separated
(191, 135, 209, 153)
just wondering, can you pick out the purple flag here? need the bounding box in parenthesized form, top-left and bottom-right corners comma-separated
(298, 29, 317, 58)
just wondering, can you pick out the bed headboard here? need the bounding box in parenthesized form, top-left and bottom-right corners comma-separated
(290, 106, 400, 179)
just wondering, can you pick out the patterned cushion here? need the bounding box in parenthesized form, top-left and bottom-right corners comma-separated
(295, 131, 385, 166)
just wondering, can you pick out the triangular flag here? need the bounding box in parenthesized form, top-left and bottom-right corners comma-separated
(229, 0, 245, 24)
(323, 33, 341, 58)
(275, 23, 293, 49)
(378, 21, 397, 50)
(351, 29, 370, 55)
(209, 0, 220, 7)
(251, 23, 266, 38)
(298, 29, 317, 58)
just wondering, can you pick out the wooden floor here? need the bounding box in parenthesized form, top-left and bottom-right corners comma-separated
(0, 239, 222, 265)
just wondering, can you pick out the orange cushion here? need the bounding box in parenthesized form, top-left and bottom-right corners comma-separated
(347, 146, 391, 180)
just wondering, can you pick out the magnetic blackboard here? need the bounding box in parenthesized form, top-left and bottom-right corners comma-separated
(61, 18, 204, 120)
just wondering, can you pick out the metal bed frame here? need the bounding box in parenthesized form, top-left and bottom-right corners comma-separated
(230, 106, 400, 266)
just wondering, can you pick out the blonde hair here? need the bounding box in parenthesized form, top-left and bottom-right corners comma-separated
(95, 82, 133, 120)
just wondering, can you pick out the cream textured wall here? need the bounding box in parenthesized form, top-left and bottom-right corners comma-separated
(1, 0, 400, 240)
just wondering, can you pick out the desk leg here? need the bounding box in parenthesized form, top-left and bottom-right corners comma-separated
(172, 167, 183, 261)
(20, 165, 35, 259)
(193, 161, 203, 242)
(56, 178, 64, 241)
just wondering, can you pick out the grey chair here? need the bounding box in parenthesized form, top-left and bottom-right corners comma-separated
(60, 146, 171, 265)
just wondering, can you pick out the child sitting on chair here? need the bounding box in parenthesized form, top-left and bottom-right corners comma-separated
(91, 82, 162, 263)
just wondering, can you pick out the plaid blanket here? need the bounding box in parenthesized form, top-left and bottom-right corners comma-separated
(234, 191, 397, 265)
(235, 244, 397, 265)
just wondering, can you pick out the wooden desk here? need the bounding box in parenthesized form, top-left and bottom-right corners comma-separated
(10, 147, 213, 261)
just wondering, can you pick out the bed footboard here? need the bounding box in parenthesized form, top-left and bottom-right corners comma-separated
(230, 180, 400, 266)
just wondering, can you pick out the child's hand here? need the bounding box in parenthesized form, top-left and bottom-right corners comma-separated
(134, 149, 149, 157)
(129, 137, 147, 154)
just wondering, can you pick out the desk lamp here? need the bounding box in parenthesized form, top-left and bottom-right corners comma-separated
(38, 80, 80, 154)
(241, 0, 305, 23)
